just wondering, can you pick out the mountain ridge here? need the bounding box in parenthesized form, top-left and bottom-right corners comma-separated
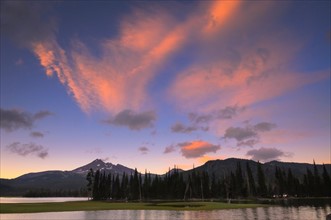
(1, 158, 330, 196)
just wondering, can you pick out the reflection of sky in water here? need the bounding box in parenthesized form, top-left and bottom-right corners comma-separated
(1, 206, 331, 220)
(0, 197, 87, 203)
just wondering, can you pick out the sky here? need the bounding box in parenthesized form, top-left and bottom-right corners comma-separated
(0, 1, 330, 179)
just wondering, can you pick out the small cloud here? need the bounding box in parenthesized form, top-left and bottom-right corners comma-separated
(30, 131, 44, 138)
(237, 139, 258, 147)
(224, 126, 258, 142)
(223, 121, 277, 147)
(138, 146, 149, 154)
(104, 109, 156, 130)
(246, 147, 293, 162)
(171, 122, 198, 133)
(6, 142, 48, 159)
(178, 140, 220, 159)
(253, 122, 276, 132)
(216, 105, 246, 119)
(164, 145, 177, 154)
(188, 113, 213, 124)
(189, 105, 246, 124)
(0, 108, 53, 132)
(101, 157, 110, 162)
(33, 110, 53, 120)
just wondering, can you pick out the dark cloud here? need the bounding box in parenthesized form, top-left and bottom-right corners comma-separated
(0, 108, 53, 132)
(138, 146, 149, 154)
(164, 145, 176, 154)
(224, 121, 277, 147)
(216, 105, 246, 119)
(0, 108, 33, 131)
(246, 147, 293, 162)
(6, 142, 48, 159)
(189, 105, 246, 124)
(188, 113, 213, 124)
(224, 127, 258, 142)
(171, 122, 198, 133)
(237, 139, 259, 147)
(33, 110, 53, 120)
(253, 122, 276, 132)
(0, 1, 56, 48)
(178, 141, 220, 159)
(30, 131, 44, 138)
(104, 109, 156, 130)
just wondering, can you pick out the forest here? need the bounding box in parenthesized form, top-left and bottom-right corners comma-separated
(87, 161, 331, 201)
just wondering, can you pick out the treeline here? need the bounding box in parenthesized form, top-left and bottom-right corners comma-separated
(87, 161, 331, 201)
(24, 188, 87, 197)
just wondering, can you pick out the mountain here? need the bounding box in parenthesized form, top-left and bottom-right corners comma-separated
(1, 158, 330, 196)
(0, 159, 135, 196)
(72, 159, 135, 175)
(183, 158, 331, 183)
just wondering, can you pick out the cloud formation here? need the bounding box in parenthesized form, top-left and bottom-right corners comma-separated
(178, 141, 220, 159)
(189, 105, 246, 124)
(138, 146, 149, 154)
(6, 142, 48, 159)
(30, 131, 44, 138)
(171, 122, 199, 134)
(104, 110, 156, 130)
(246, 147, 293, 162)
(164, 145, 177, 154)
(163, 140, 220, 158)
(0, 1, 55, 48)
(224, 122, 277, 147)
(0, 108, 52, 132)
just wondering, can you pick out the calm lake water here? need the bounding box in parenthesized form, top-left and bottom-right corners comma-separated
(1, 198, 330, 220)
(0, 197, 88, 203)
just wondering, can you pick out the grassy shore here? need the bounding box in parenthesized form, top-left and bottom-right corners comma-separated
(0, 201, 267, 213)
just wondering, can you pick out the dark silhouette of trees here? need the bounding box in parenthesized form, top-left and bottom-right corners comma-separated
(257, 161, 267, 197)
(87, 161, 331, 201)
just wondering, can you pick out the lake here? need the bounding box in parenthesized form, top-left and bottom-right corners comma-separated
(1, 198, 330, 220)
(0, 197, 88, 203)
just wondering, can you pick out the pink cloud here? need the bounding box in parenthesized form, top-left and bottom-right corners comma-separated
(178, 140, 220, 159)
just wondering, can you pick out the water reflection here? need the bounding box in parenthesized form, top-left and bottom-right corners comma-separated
(1, 206, 331, 220)
(0, 197, 87, 203)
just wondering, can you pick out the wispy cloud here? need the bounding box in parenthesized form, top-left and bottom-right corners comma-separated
(138, 146, 149, 154)
(164, 145, 177, 154)
(171, 122, 199, 134)
(104, 109, 156, 130)
(246, 147, 293, 162)
(30, 131, 44, 138)
(6, 142, 48, 159)
(0, 108, 53, 132)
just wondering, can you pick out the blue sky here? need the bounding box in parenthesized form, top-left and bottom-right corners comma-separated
(1, 1, 330, 178)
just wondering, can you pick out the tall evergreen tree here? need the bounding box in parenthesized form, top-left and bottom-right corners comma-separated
(246, 162, 256, 197)
(257, 161, 267, 197)
(86, 168, 94, 200)
(322, 164, 331, 196)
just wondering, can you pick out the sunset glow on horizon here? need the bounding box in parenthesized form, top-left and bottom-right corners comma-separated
(1, 1, 330, 179)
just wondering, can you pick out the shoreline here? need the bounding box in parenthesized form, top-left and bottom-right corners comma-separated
(0, 201, 267, 214)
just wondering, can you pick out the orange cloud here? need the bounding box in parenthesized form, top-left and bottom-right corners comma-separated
(179, 140, 220, 158)
(204, 0, 241, 35)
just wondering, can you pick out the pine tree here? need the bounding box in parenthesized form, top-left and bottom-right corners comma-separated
(86, 168, 94, 200)
(322, 164, 331, 196)
(257, 161, 267, 197)
(92, 170, 100, 200)
(246, 162, 256, 197)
